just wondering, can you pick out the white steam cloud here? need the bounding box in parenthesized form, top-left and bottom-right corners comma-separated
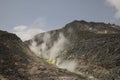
(13, 25, 44, 41)
(49, 33, 68, 61)
(58, 60, 78, 72)
(13, 26, 27, 31)
(29, 33, 51, 57)
(30, 33, 68, 59)
(29, 32, 78, 72)
(106, 0, 120, 19)
(12, 18, 46, 41)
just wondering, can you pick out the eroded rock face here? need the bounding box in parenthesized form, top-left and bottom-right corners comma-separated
(27, 20, 120, 80)
(0, 30, 86, 80)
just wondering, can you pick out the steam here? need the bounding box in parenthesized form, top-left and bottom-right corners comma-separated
(49, 33, 67, 61)
(29, 32, 78, 72)
(29, 40, 41, 56)
(106, 0, 120, 19)
(13, 18, 46, 41)
(58, 60, 78, 72)
(13, 25, 44, 41)
(30, 33, 67, 59)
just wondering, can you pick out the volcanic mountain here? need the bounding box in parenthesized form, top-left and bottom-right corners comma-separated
(0, 20, 120, 80)
(26, 20, 120, 80)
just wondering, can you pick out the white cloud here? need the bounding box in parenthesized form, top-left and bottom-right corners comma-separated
(13, 25, 27, 31)
(13, 18, 46, 41)
(106, 0, 120, 19)
(13, 25, 44, 41)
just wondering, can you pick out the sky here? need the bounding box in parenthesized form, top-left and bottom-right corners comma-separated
(0, 0, 120, 40)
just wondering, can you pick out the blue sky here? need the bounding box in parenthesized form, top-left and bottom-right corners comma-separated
(0, 0, 120, 40)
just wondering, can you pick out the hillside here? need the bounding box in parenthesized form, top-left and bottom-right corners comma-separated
(27, 20, 120, 80)
(0, 30, 86, 80)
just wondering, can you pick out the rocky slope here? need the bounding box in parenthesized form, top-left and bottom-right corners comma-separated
(27, 20, 120, 80)
(0, 30, 86, 80)
(0, 30, 31, 80)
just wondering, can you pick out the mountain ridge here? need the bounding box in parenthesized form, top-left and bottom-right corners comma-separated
(0, 20, 120, 80)
(27, 20, 120, 80)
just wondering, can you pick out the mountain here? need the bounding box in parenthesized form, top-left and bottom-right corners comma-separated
(1, 20, 120, 80)
(0, 30, 86, 80)
(26, 20, 120, 80)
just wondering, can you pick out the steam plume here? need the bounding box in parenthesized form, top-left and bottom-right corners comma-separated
(29, 32, 78, 72)
(106, 0, 120, 19)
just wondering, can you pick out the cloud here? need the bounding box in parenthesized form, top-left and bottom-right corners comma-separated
(13, 18, 46, 41)
(13, 25, 44, 41)
(106, 0, 120, 19)
(13, 25, 27, 31)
